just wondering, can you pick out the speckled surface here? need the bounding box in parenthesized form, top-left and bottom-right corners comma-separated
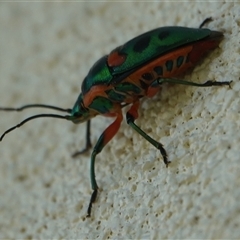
(0, 2, 239, 239)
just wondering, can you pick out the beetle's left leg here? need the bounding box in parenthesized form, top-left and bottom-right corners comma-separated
(156, 78, 232, 88)
(87, 110, 123, 217)
(126, 101, 170, 167)
(72, 120, 92, 157)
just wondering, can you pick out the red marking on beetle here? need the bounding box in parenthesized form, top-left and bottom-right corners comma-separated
(83, 85, 110, 107)
(146, 85, 160, 98)
(127, 101, 139, 120)
(118, 45, 194, 98)
(84, 78, 144, 107)
(108, 50, 126, 67)
(188, 39, 222, 64)
(102, 111, 123, 146)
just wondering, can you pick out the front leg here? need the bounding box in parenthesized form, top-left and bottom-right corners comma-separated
(87, 111, 123, 217)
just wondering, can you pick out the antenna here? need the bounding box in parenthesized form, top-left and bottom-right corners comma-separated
(0, 104, 72, 113)
(0, 104, 73, 141)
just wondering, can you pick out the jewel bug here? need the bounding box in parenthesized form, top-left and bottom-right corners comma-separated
(0, 18, 231, 217)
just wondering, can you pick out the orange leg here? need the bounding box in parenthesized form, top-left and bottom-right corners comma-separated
(87, 109, 123, 217)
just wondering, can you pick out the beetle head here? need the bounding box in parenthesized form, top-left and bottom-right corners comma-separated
(70, 93, 97, 124)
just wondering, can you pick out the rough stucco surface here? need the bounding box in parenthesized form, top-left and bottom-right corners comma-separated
(0, 2, 239, 239)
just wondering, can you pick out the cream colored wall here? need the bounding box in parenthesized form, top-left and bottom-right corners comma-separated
(0, 2, 239, 239)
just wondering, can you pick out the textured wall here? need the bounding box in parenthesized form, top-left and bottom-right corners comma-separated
(0, 2, 239, 239)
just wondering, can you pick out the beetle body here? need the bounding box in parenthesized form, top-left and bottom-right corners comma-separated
(0, 21, 231, 217)
(71, 27, 223, 122)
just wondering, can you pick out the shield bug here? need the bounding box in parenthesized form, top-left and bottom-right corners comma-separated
(0, 18, 231, 217)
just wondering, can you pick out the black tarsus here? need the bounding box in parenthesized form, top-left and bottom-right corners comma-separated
(72, 120, 92, 157)
(200, 80, 232, 87)
(199, 17, 213, 29)
(87, 189, 98, 217)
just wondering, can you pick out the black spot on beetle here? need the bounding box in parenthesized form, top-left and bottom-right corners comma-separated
(165, 60, 173, 72)
(139, 79, 149, 90)
(142, 72, 153, 81)
(133, 35, 151, 53)
(106, 89, 126, 102)
(177, 56, 184, 68)
(158, 31, 170, 40)
(153, 66, 163, 76)
(115, 82, 141, 94)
